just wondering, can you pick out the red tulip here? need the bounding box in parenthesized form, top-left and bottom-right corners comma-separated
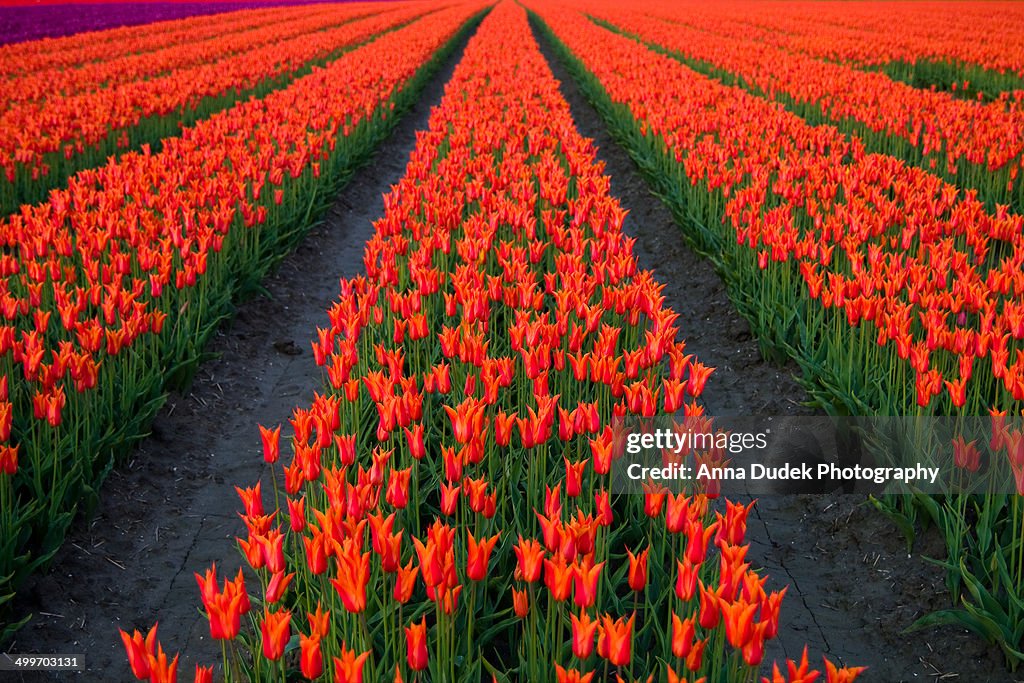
(405, 617, 428, 671)
(626, 546, 648, 592)
(514, 536, 545, 582)
(260, 608, 291, 661)
(571, 611, 599, 658)
(513, 588, 529, 617)
(671, 612, 695, 658)
(146, 644, 178, 683)
(258, 424, 281, 463)
(333, 644, 371, 683)
(598, 613, 634, 666)
(300, 633, 323, 679)
(331, 540, 370, 613)
(119, 623, 157, 679)
(555, 665, 595, 683)
(466, 530, 500, 581)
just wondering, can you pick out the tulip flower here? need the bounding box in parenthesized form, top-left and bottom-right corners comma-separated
(466, 530, 500, 581)
(394, 560, 419, 604)
(385, 466, 412, 509)
(764, 647, 821, 683)
(594, 490, 613, 526)
(824, 659, 867, 682)
(0, 444, 17, 475)
(146, 644, 178, 683)
(300, 633, 324, 679)
(626, 546, 648, 592)
(686, 638, 707, 672)
(440, 481, 460, 516)
(235, 482, 264, 517)
(555, 665, 595, 683)
(405, 617, 429, 671)
(513, 588, 529, 617)
(258, 424, 281, 463)
(514, 535, 546, 583)
(331, 539, 370, 613)
(698, 580, 723, 629)
(720, 599, 758, 649)
(571, 611, 599, 658)
(333, 644, 371, 683)
(675, 557, 699, 601)
(260, 608, 291, 661)
(119, 624, 158, 680)
(565, 457, 587, 497)
(545, 555, 574, 602)
(598, 613, 634, 666)
(572, 558, 605, 608)
(265, 570, 294, 604)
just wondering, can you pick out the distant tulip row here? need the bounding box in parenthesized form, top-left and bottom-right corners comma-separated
(587, 4, 1024, 214)
(0, 3, 429, 216)
(119, 4, 866, 682)
(2, 3, 380, 110)
(630, 0, 1024, 94)
(0, 1, 322, 50)
(0, 3, 353, 77)
(0, 3, 481, 643)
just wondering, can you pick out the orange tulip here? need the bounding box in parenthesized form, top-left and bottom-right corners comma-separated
(119, 623, 157, 680)
(598, 613, 634, 666)
(571, 611, 599, 658)
(513, 587, 530, 617)
(824, 659, 868, 683)
(333, 644, 371, 683)
(260, 608, 291, 661)
(330, 539, 370, 614)
(675, 557, 699, 601)
(555, 664, 595, 683)
(671, 612, 695, 658)
(514, 535, 546, 583)
(258, 424, 281, 463)
(698, 580, 722, 629)
(626, 546, 648, 592)
(394, 559, 419, 604)
(466, 530, 500, 581)
(300, 633, 323, 680)
(405, 617, 428, 671)
(194, 664, 213, 683)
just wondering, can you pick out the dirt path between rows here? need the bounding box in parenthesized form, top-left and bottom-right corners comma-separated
(533, 20, 1017, 683)
(6, 30, 476, 682)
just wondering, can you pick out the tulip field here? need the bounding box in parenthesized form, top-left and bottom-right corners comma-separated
(1, 0, 1024, 681)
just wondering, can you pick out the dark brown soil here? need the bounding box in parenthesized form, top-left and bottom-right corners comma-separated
(5, 19, 1020, 683)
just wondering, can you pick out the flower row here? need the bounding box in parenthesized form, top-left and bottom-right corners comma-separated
(2, 3, 382, 110)
(0, 2, 334, 51)
(0, 2, 312, 76)
(637, 0, 1024, 88)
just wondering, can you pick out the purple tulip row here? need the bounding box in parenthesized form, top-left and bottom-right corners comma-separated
(0, 1, 357, 46)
